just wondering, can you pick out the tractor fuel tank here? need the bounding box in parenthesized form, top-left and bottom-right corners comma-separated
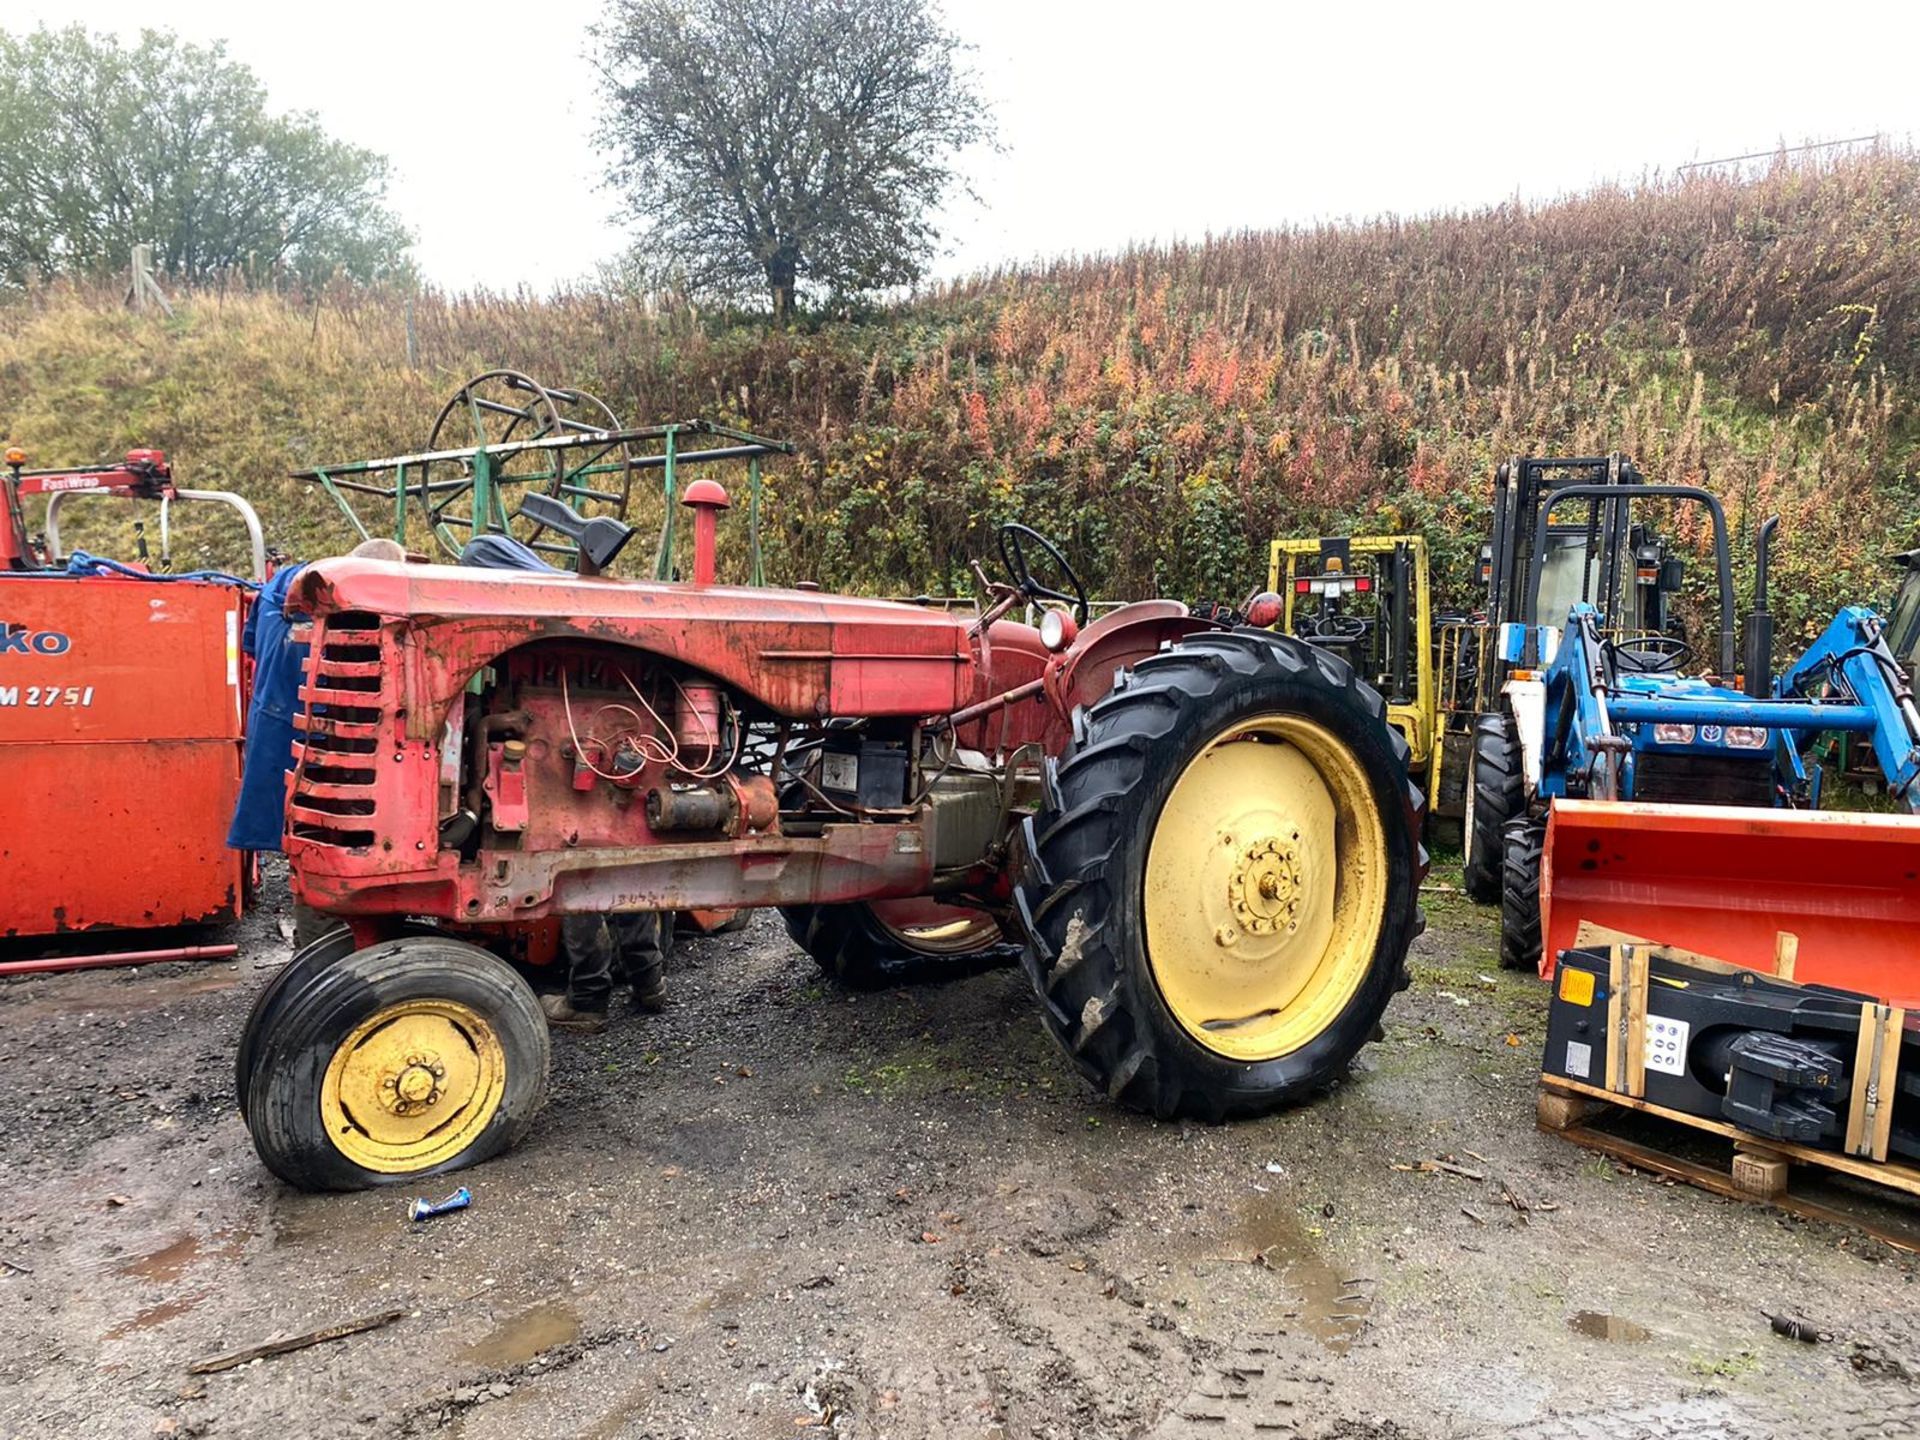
(1541, 799, 1920, 1007)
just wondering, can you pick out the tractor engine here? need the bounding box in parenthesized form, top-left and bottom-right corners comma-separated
(436, 640, 1008, 871)
(441, 645, 781, 854)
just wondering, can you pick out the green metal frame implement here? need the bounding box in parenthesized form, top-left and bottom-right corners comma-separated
(293, 419, 794, 583)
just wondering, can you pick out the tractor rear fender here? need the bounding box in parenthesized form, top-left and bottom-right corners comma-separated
(1052, 600, 1215, 717)
(969, 602, 1213, 753)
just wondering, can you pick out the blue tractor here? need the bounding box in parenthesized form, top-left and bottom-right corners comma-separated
(1486, 476, 1920, 991)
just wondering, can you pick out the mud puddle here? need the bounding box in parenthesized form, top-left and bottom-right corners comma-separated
(116, 1228, 248, 1283)
(0, 967, 242, 1020)
(1568, 1310, 1653, 1342)
(103, 1292, 209, 1339)
(461, 1301, 583, 1369)
(1228, 1192, 1372, 1353)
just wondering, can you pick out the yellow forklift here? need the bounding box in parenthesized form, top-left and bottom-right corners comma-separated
(1269, 535, 1484, 841)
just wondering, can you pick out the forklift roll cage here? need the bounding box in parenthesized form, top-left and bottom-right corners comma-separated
(1521, 482, 1736, 679)
(1269, 534, 1436, 780)
(1482, 454, 1700, 686)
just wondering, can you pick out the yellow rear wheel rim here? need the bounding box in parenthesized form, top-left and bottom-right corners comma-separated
(873, 908, 1002, 955)
(1144, 715, 1388, 1061)
(320, 999, 506, 1174)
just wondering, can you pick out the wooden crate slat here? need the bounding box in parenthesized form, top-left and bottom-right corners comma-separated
(1543, 1111, 1920, 1254)
(1540, 1073, 1920, 1201)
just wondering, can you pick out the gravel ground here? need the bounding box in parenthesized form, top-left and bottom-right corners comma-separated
(4, 884, 1920, 1439)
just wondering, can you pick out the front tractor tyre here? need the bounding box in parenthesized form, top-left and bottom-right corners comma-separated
(1498, 815, 1546, 974)
(237, 924, 358, 1122)
(1462, 713, 1523, 903)
(241, 935, 551, 1191)
(1013, 631, 1426, 1121)
(781, 899, 1020, 988)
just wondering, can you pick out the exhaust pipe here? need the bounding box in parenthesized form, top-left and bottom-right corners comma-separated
(1744, 515, 1780, 699)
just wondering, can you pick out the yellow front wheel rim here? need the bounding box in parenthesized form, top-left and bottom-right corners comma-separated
(1144, 715, 1389, 1061)
(319, 999, 507, 1174)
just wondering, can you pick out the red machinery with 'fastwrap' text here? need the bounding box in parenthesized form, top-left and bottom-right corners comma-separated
(0, 445, 266, 968)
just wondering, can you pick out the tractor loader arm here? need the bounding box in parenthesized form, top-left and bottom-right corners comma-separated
(1777, 605, 1920, 811)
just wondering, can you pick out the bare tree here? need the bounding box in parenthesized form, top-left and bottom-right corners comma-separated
(594, 0, 991, 325)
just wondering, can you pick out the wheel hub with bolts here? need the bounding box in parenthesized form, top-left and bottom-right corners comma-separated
(1145, 714, 1390, 1062)
(381, 1053, 448, 1116)
(1225, 835, 1304, 940)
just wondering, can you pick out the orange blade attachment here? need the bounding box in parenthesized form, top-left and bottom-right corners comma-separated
(1542, 799, 1920, 1008)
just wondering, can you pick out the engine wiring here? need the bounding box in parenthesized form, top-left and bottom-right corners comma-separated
(557, 665, 742, 784)
(548, 678, 966, 821)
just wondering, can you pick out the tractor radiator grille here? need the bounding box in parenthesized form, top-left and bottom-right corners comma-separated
(289, 611, 385, 849)
(1632, 751, 1775, 808)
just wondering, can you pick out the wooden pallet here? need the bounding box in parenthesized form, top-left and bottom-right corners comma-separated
(1538, 1075, 1920, 1252)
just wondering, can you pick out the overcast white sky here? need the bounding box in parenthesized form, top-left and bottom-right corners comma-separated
(16, 0, 1920, 291)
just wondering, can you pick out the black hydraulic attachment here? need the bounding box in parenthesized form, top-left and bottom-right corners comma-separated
(1543, 945, 1919, 1163)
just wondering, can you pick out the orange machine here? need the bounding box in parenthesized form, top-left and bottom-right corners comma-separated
(0, 446, 267, 967)
(1542, 800, 1920, 1008)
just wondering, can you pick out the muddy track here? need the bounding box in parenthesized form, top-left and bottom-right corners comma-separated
(4, 887, 1920, 1438)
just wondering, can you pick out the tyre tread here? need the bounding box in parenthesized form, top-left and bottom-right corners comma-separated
(1499, 815, 1546, 973)
(1011, 630, 1426, 1122)
(1463, 713, 1524, 903)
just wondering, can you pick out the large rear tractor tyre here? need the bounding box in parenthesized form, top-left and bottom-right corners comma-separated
(241, 935, 550, 1191)
(1498, 815, 1545, 974)
(1463, 713, 1523, 903)
(781, 900, 1020, 989)
(1012, 630, 1426, 1121)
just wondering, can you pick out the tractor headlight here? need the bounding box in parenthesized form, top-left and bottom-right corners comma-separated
(1652, 723, 1695, 744)
(1724, 726, 1768, 749)
(1039, 608, 1077, 652)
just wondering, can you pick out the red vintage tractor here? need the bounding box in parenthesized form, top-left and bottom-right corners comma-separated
(240, 476, 1426, 1190)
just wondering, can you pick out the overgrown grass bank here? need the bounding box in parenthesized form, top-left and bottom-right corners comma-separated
(3, 147, 1917, 637)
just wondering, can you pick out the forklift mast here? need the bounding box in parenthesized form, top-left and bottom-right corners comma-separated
(1486, 454, 1650, 632)
(1482, 454, 1693, 680)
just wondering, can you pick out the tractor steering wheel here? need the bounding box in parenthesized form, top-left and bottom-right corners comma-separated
(997, 523, 1089, 625)
(1609, 633, 1693, 674)
(1296, 612, 1372, 648)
